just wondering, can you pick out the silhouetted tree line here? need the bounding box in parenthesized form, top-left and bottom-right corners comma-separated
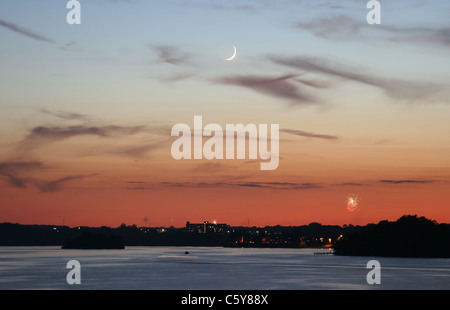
(0, 221, 359, 248)
(0, 223, 226, 247)
(333, 215, 450, 258)
(2, 215, 448, 256)
(0, 223, 69, 246)
(62, 231, 125, 249)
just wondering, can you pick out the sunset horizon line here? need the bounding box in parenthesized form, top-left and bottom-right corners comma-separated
(2, 213, 446, 230)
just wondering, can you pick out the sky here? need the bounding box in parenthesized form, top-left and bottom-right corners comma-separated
(1, 0, 450, 228)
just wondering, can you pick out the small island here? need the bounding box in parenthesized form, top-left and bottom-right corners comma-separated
(333, 215, 450, 258)
(61, 231, 125, 249)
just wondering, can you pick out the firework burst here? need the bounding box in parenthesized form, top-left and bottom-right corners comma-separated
(346, 194, 360, 212)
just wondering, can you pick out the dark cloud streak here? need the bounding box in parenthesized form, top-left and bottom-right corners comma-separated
(39, 109, 89, 121)
(379, 179, 434, 184)
(0, 161, 93, 192)
(295, 15, 450, 47)
(295, 15, 362, 40)
(18, 124, 148, 154)
(0, 19, 55, 44)
(268, 55, 441, 102)
(160, 181, 322, 190)
(281, 128, 339, 140)
(33, 175, 93, 193)
(0, 161, 43, 189)
(213, 74, 318, 106)
(150, 45, 192, 65)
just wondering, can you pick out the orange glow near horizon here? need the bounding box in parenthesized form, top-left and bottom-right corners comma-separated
(1, 165, 449, 228)
(1, 126, 450, 228)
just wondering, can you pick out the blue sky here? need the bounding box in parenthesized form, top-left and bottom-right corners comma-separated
(1, 0, 449, 133)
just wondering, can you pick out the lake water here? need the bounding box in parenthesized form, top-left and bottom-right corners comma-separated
(0, 246, 449, 290)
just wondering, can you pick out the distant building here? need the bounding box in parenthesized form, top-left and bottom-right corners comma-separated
(186, 221, 228, 234)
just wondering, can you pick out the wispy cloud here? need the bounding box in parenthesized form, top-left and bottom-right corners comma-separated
(213, 74, 318, 106)
(28, 125, 146, 139)
(379, 179, 434, 184)
(335, 182, 364, 187)
(295, 15, 363, 40)
(295, 15, 450, 47)
(281, 128, 339, 140)
(33, 175, 93, 193)
(268, 55, 443, 102)
(381, 25, 450, 47)
(160, 181, 322, 190)
(59, 40, 77, 51)
(0, 161, 44, 188)
(124, 180, 152, 190)
(126, 186, 152, 190)
(160, 178, 438, 190)
(39, 109, 89, 121)
(0, 19, 55, 44)
(156, 72, 196, 83)
(17, 110, 174, 159)
(0, 161, 93, 192)
(18, 124, 147, 153)
(150, 45, 192, 65)
(237, 182, 322, 190)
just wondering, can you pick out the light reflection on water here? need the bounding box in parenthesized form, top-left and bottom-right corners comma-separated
(0, 246, 449, 289)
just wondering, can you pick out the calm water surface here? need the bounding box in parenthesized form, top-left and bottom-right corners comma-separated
(0, 246, 449, 289)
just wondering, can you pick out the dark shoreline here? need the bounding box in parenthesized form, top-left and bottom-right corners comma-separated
(1, 215, 449, 257)
(333, 215, 450, 258)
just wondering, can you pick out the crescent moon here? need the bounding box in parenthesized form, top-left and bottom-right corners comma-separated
(225, 46, 237, 61)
